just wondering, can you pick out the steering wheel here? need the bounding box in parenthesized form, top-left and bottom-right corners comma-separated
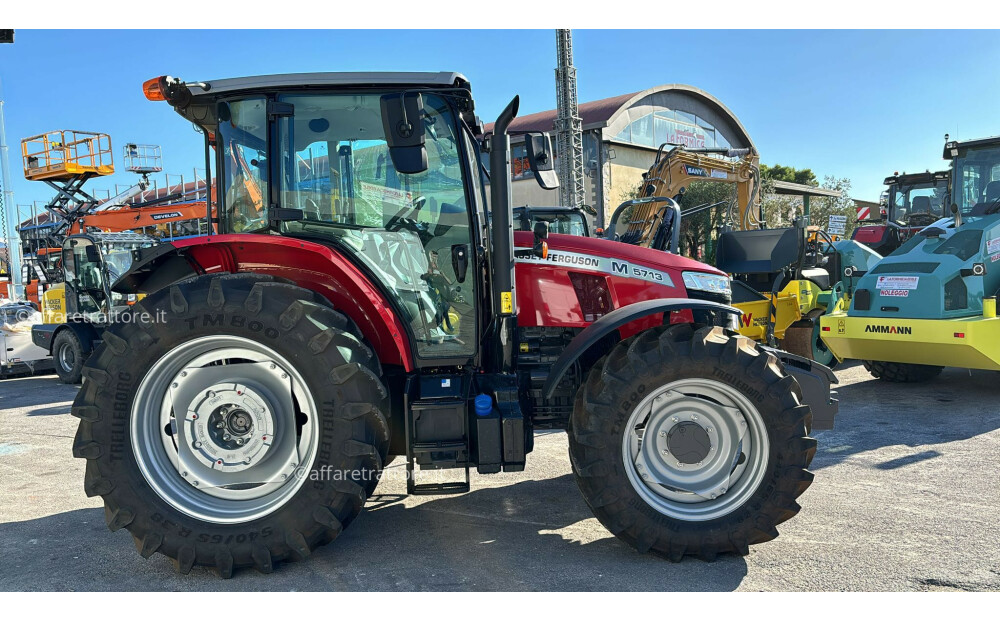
(385, 196, 428, 232)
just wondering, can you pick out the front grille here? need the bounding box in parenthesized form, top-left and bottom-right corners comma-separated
(871, 262, 939, 274)
(686, 288, 732, 305)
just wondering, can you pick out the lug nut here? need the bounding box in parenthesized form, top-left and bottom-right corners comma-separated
(270, 363, 276, 370)
(171, 382, 178, 388)
(659, 431, 666, 438)
(691, 414, 698, 421)
(180, 371, 187, 377)
(192, 480, 199, 486)
(707, 427, 714, 433)
(671, 416, 679, 423)
(193, 441, 202, 449)
(216, 422, 225, 429)
(661, 449, 669, 456)
(236, 438, 244, 446)
(207, 391, 215, 398)
(223, 433, 231, 441)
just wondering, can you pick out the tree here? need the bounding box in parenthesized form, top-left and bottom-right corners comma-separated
(760, 164, 818, 187)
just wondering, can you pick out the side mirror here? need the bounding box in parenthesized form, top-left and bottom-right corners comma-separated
(451, 244, 469, 284)
(525, 132, 558, 190)
(532, 221, 549, 258)
(380, 93, 428, 174)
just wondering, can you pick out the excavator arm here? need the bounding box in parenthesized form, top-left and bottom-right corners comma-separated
(613, 143, 762, 249)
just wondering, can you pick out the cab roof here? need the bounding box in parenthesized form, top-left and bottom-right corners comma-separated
(172, 72, 473, 133)
(185, 72, 470, 97)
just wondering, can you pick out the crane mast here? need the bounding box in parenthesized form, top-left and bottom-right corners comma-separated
(554, 29, 585, 212)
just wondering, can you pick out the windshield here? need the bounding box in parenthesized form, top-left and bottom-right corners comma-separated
(890, 180, 948, 224)
(219, 91, 476, 359)
(952, 145, 1000, 216)
(516, 210, 589, 236)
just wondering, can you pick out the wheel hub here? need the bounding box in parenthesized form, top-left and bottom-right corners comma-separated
(183, 382, 275, 474)
(666, 421, 711, 465)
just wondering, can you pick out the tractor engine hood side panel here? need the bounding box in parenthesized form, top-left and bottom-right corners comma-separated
(513, 231, 728, 333)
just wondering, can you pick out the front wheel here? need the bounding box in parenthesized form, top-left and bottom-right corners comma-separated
(53, 329, 84, 384)
(569, 324, 816, 561)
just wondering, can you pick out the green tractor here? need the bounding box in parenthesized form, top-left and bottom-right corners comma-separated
(821, 134, 1000, 380)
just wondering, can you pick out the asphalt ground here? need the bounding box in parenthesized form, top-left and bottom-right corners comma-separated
(1, 362, 998, 591)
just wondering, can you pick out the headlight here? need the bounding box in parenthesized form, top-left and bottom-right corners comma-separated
(682, 271, 731, 295)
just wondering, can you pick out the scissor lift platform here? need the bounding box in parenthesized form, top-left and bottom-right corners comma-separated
(21, 130, 114, 181)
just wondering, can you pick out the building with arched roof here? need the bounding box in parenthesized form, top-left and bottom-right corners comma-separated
(486, 84, 757, 227)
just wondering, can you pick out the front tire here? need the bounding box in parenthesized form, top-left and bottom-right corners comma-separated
(569, 324, 816, 561)
(53, 329, 84, 384)
(863, 360, 943, 383)
(72, 273, 388, 577)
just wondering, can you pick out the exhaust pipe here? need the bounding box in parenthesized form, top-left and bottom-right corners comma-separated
(488, 95, 519, 372)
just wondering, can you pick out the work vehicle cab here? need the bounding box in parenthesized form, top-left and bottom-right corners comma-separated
(852, 170, 950, 255)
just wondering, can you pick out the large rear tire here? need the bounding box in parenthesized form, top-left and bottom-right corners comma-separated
(569, 324, 816, 561)
(863, 360, 943, 383)
(72, 273, 389, 577)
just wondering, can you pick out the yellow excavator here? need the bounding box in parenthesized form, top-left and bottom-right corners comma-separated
(607, 143, 877, 363)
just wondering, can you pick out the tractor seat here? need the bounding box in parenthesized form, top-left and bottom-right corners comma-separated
(971, 181, 1000, 216)
(799, 267, 830, 291)
(910, 195, 932, 214)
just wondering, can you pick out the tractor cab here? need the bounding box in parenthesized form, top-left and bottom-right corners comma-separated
(513, 205, 592, 236)
(852, 170, 950, 254)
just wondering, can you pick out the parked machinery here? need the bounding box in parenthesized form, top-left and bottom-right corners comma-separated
(852, 170, 950, 255)
(605, 143, 878, 364)
(32, 231, 154, 383)
(70, 72, 837, 576)
(821, 135, 1000, 380)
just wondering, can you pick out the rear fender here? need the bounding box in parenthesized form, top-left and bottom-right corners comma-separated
(541, 298, 741, 399)
(114, 234, 413, 370)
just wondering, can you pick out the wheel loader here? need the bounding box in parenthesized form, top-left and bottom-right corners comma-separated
(821, 134, 1000, 381)
(605, 143, 879, 365)
(70, 72, 837, 577)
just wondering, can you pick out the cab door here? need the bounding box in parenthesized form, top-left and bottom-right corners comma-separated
(62, 235, 112, 320)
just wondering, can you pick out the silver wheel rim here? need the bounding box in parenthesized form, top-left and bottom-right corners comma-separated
(621, 377, 770, 521)
(58, 341, 76, 373)
(131, 335, 318, 524)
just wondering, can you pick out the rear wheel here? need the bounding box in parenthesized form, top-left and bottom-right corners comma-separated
(53, 329, 84, 384)
(569, 324, 816, 561)
(72, 273, 388, 577)
(863, 360, 943, 383)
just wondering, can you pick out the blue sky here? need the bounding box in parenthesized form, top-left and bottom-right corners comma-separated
(2, 29, 999, 217)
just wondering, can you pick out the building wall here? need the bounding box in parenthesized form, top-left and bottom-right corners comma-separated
(501, 85, 756, 229)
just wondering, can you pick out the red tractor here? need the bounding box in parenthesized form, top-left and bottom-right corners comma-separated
(72, 72, 837, 577)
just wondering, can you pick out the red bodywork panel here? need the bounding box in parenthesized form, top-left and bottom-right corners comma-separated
(171, 235, 414, 371)
(166, 231, 726, 369)
(851, 225, 887, 245)
(514, 232, 725, 339)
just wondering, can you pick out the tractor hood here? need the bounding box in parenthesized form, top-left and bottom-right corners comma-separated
(849, 214, 1000, 320)
(514, 231, 728, 277)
